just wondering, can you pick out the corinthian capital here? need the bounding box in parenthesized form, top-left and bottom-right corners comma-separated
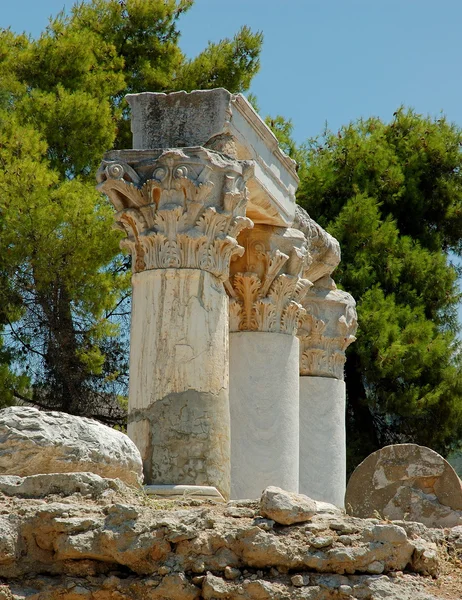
(226, 225, 311, 335)
(298, 277, 358, 379)
(96, 147, 253, 281)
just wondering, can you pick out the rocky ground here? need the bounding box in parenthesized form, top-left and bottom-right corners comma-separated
(0, 474, 462, 599)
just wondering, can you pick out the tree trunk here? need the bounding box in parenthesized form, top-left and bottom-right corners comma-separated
(36, 283, 87, 415)
(345, 351, 379, 475)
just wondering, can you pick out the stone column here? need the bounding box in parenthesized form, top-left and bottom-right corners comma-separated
(97, 147, 253, 500)
(298, 276, 357, 507)
(226, 224, 311, 499)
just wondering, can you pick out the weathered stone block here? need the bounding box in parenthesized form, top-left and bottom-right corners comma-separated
(260, 486, 317, 525)
(0, 406, 143, 487)
(126, 88, 298, 226)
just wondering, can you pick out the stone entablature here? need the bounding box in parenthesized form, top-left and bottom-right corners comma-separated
(226, 225, 311, 335)
(126, 89, 298, 227)
(293, 205, 341, 284)
(298, 276, 357, 379)
(97, 147, 253, 281)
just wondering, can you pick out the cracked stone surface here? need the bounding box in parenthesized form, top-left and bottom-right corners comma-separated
(0, 407, 143, 487)
(346, 444, 462, 527)
(127, 269, 230, 497)
(1, 480, 461, 599)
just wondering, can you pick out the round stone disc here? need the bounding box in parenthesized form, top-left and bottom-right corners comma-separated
(345, 444, 462, 525)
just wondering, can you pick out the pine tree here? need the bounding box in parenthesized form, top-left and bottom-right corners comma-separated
(296, 109, 462, 471)
(0, 0, 263, 422)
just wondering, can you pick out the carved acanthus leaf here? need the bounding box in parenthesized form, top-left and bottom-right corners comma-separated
(298, 282, 358, 379)
(227, 225, 312, 335)
(260, 250, 288, 298)
(96, 148, 253, 281)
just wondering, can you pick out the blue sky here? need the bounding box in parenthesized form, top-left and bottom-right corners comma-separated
(4, 0, 462, 144)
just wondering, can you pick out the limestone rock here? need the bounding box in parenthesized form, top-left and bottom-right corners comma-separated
(315, 500, 343, 515)
(409, 539, 440, 577)
(384, 485, 462, 528)
(260, 486, 317, 525)
(1, 573, 443, 600)
(0, 406, 143, 487)
(0, 478, 454, 599)
(0, 472, 128, 498)
(0, 487, 429, 580)
(345, 443, 462, 527)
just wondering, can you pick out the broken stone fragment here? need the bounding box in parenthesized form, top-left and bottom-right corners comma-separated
(0, 472, 128, 498)
(291, 573, 309, 587)
(345, 443, 462, 528)
(260, 486, 317, 525)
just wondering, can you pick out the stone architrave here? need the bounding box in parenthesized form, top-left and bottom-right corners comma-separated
(345, 444, 462, 527)
(97, 146, 253, 500)
(226, 223, 311, 499)
(294, 206, 358, 507)
(126, 88, 298, 227)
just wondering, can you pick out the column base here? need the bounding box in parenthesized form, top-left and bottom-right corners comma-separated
(144, 484, 225, 502)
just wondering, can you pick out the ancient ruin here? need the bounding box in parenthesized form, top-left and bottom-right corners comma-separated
(0, 480, 455, 600)
(97, 88, 357, 505)
(3, 88, 462, 599)
(346, 443, 462, 527)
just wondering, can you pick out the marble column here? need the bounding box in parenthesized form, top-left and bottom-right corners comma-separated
(97, 147, 253, 500)
(226, 224, 311, 499)
(298, 277, 357, 507)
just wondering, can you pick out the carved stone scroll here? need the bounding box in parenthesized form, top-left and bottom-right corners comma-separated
(225, 225, 312, 335)
(293, 205, 341, 284)
(298, 276, 358, 379)
(97, 147, 254, 281)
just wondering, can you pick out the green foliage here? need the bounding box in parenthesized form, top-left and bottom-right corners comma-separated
(294, 109, 462, 471)
(265, 115, 300, 160)
(301, 109, 462, 253)
(178, 25, 262, 93)
(0, 0, 262, 421)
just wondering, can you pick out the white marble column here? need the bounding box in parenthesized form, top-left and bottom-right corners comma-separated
(299, 376, 346, 507)
(97, 147, 253, 499)
(226, 224, 311, 499)
(230, 332, 300, 499)
(129, 269, 229, 495)
(298, 277, 357, 507)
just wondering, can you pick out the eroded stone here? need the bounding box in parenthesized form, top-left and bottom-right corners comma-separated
(345, 444, 462, 527)
(0, 472, 127, 498)
(0, 406, 143, 487)
(260, 486, 316, 525)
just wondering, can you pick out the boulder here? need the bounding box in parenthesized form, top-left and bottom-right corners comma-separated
(260, 486, 316, 525)
(345, 443, 462, 527)
(0, 472, 128, 498)
(0, 406, 143, 487)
